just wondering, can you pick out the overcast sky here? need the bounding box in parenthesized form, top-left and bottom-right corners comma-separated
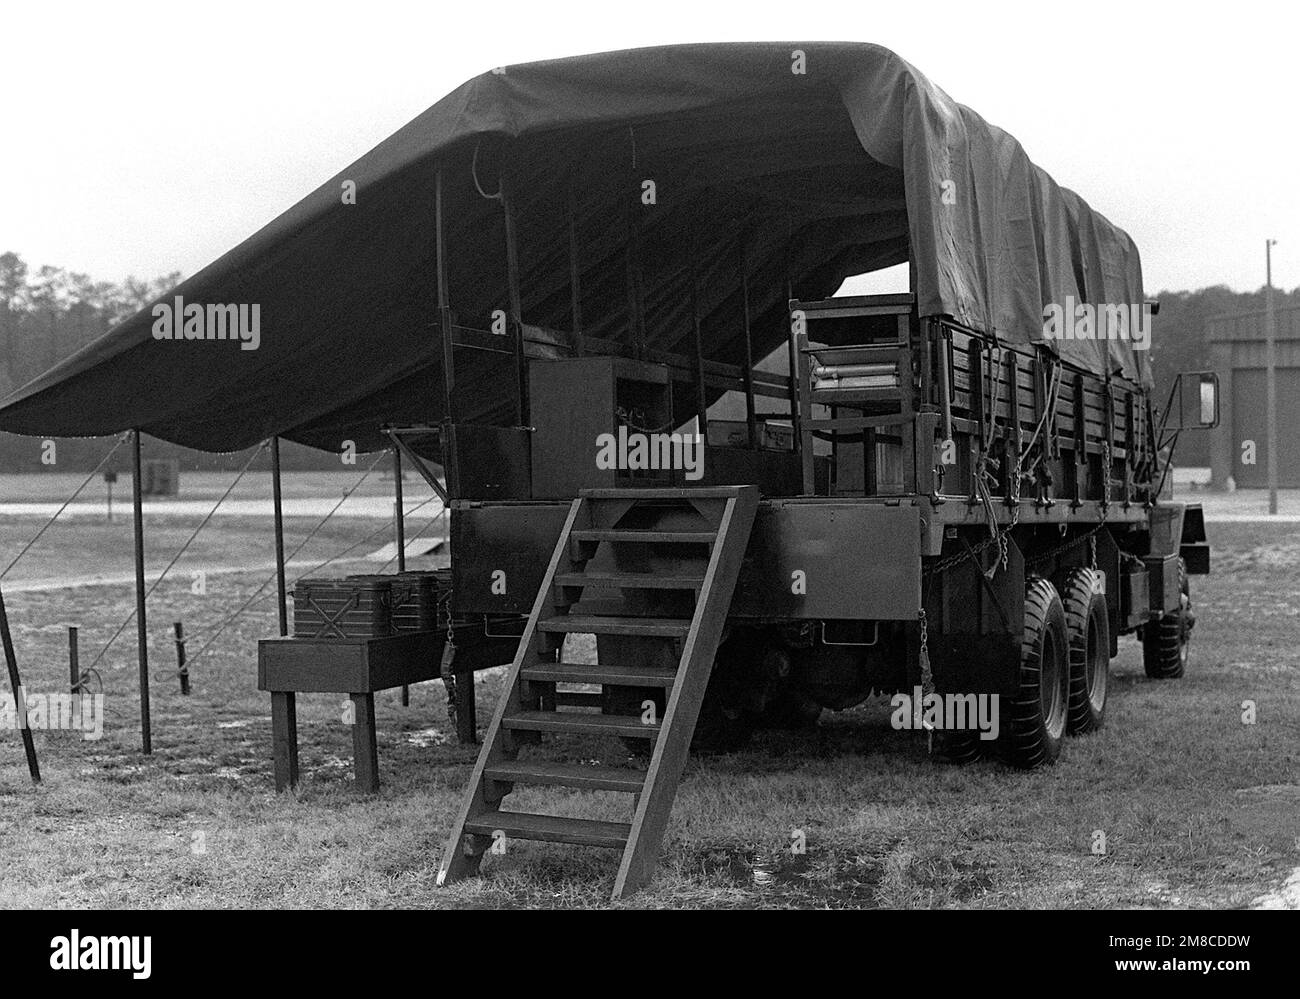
(4, 0, 1296, 295)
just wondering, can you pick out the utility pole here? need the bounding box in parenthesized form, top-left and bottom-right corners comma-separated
(1265, 239, 1279, 516)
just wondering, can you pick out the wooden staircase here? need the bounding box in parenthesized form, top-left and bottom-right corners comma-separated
(437, 485, 759, 899)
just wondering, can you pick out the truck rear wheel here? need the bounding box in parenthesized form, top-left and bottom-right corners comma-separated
(1142, 558, 1191, 680)
(1056, 568, 1109, 734)
(1000, 576, 1070, 768)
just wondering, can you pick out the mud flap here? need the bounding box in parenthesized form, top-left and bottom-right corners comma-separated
(924, 535, 1026, 698)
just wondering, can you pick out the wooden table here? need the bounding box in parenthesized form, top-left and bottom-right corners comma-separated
(258, 628, 523, 792)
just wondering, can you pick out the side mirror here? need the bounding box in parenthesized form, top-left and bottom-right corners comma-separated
(1163, 371, 1220, 431)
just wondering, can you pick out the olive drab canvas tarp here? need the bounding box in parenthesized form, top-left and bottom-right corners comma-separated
(0, 42, 1150, 453)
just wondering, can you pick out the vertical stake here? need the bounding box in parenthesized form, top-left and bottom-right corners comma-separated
(394, 446, 409, 707)
(0, 584, 39, 782)
(271, 437, 288, 637)
(68, 625, 79, 693)
(132, 429, 152, 754)
(174, 621, 189, 695)
(1265, 238, 1279, 516)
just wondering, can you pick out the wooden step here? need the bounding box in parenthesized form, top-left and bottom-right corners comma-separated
(521, 662, 677, 687)
(570, 529, 715, 545)
(538, 615, 690, 638)
(465, 810, 631, 849)
(502, 711, 660, 739)
(554, 570, 704, 590)
(485, 760, 646, 793)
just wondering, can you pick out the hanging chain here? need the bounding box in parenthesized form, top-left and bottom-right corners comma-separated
(1023, 522, 1106, 567)
(439, 585, 458, 726)
(1101, 436, 1113, 516)
(917, 608, 934, 754)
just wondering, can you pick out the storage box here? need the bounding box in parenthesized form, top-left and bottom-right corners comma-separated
(293, 578, 392, 639)
(347, 571, 446, 633)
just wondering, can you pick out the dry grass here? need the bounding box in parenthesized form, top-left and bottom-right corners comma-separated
(0, 520, 1297, 909)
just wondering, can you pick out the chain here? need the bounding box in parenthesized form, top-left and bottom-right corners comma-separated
(1024, 522, 1105, 566)
(917, 609, 934, 754)
(617, 406, 674, 436)
(1000, 471, 1023, 572)
(439, 585, 458, 726)
(1090, 534, 1097, 571)
(1101, 436, 1113, 516)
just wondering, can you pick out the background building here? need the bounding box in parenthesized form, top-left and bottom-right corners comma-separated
(1208, 303, 1300, 487)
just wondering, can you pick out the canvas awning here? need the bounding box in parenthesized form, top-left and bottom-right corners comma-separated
(0, 41, 1149, 454)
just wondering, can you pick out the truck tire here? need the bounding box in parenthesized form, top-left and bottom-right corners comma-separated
(1000, 576, 1070, 768)
(1055, 568, 1109, 734)
(1143, 557, 1191, 680)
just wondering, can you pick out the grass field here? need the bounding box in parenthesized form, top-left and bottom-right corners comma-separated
(0, 518, 1297, 909)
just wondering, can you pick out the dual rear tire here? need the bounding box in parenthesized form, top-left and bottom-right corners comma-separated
(1057, 568, 1109, 735)
(1001, 576, 1071, 768)
(944, 569, 1109, 769)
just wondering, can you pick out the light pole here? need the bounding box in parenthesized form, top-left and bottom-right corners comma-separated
(1265, 239, 1278, 515)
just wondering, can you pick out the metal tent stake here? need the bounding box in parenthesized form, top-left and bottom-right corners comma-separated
(132, 429, 152, 754)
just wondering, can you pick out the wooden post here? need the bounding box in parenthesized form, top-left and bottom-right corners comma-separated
(394, 446, 409, 707)
(174, 621, 189, 695)
(271, 437, 288, 638)
(131, 429, 152, 754)
(0, 584, 39, 783)
(351, 693, 380, 792)
(270, 691, 298, 791)
(68, 626, 79, 693)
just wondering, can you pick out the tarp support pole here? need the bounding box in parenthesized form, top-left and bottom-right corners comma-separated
(393, 446, 409, 706)
(271, 437, 288, 637)
(131, 429, 152, 754)
(785, 278, 803, 461)
(740, 247, 757, 450)
(434, 165, 457, 493)
(688, 248, 708, 434)
(500, 171, 528, 425)
(567, 175, 583, 354)
(625, 131, 647, 360)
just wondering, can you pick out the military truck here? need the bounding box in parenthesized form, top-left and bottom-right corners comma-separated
(0, 42, 1217, 899)
(418, 45, 1218, 897)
